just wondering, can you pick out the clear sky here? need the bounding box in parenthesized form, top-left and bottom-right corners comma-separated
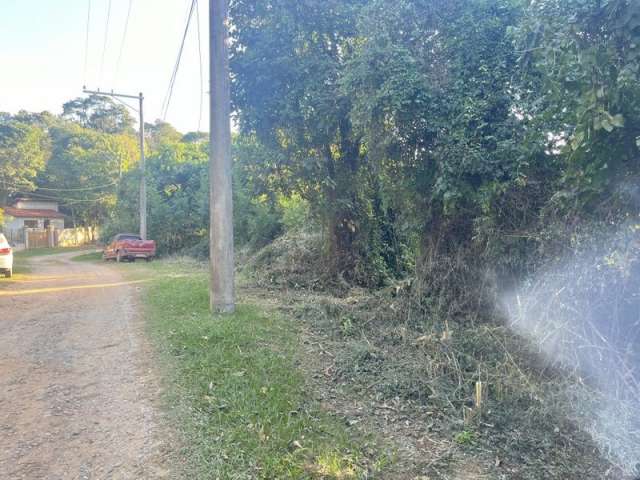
(0, 0, 210, 134)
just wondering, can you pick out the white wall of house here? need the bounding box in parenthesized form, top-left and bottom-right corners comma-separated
(4, 217, 25, 232)
(3, 216, 64, 231)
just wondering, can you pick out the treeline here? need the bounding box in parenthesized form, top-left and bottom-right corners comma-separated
(0, 95, 305, 255)
(229, 0, 640, 291)
(0, 97, 138, 227)
(0, 98, 200, 251)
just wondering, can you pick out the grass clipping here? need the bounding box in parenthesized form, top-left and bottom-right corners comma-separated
(249, 232, 621, 478)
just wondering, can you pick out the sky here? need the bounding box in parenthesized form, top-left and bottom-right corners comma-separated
(0, 0, 210, 134)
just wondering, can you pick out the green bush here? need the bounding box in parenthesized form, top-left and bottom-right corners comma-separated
(278, 193, 310, 232)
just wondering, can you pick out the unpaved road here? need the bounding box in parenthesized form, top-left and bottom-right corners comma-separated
(0, 252, 170, 479)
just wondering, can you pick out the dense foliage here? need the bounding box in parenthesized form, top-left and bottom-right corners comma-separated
(1, 0, 638, 285)
(0, 118, 48, 205)
(229, 0, 640, 287)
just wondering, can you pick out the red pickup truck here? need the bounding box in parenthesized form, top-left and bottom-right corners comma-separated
(103, 233, 156, 263)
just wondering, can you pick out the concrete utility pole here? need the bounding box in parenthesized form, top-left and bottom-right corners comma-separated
(138, 94, 147, 240)
(83, 88, 147, 240)
(209, 0, 235, 314)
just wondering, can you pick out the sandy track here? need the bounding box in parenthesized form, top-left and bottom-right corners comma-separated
(0, 252, 170, 480)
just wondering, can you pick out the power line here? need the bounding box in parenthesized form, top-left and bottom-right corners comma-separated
(15, 190, 115, 205)
(111, 94, 139, 113)
(39, 183, 118, 193)
(161, 0, 197, 120)
(99, 0, 113, 85)
(196, 0, 204, 132)
(161, 0, 196, 119)
(83, 0, 92, 86)
(8, 181, 119, 192)
(113, 0, 134, 87)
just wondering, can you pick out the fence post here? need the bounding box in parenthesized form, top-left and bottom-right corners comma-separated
(24, 228, 29, 250)
(48, 226, 55, 248)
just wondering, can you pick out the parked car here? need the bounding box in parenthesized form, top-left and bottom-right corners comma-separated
(103, 233, 156, 263)
(0, 234, 13, 278)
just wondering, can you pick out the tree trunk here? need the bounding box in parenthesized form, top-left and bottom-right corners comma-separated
(323, 141, 360, 283)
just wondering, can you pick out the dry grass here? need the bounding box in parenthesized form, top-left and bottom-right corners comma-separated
(238, 231, 631, 479)
(504, 227, 640, 476)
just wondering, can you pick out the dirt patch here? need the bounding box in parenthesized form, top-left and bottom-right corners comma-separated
(0, 253, 172, 479)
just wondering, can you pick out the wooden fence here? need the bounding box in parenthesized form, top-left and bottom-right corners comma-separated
(26, 229, 50, 249)
(20, 227, 99, 249)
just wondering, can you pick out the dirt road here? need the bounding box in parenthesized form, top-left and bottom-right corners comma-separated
(0, 252, 170, 480)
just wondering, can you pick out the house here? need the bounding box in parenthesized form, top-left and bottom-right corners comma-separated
(3, 198, 66, 231)
(2, 199, 66, 246)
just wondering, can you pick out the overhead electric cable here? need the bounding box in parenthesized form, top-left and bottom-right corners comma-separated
(161, 0, 197, 118)
(99, 0, 113, 84)
(15, 191, 114, 205)
(114, 0, 134, 86)
(111, 94, 139, 113)
(83, 0, 92, 86)
(8, 181, 118, 192)
(161, 0, 197, 120)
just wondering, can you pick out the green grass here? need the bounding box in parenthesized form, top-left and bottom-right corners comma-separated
(454, 430, 477, 445)
(134, 260, 384, 479)
(70, 251, 103, 262)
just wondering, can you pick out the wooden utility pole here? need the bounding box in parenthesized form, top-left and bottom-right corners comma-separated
(83, 88, 147, 239)
(209, 0, 235, 313)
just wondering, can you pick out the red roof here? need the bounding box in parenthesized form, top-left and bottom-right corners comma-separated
(3, 207, 66, 219)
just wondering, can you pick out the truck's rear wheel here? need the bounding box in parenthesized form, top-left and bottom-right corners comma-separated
(5, 269, 12, 278)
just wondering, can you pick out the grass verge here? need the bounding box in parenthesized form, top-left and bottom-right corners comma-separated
(132, 259, 387, 479)
(70, 251, 103, 262)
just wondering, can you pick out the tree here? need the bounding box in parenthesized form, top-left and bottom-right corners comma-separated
(182, 131, 208, 144)
(231, 0, 398, 285)
(342, 0, 552, 276)
(62, 95, 135, 135)
(0, 119, 48, 205)
(144, 119, 183, 150)
(39, 123, 138, 226)
(515, 0, 640, 216)
(105, 138, 209, 253)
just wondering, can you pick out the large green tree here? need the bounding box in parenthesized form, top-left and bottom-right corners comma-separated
(62, 95, 135, 135)
(0, 119, 49, 205)
(343, 0, 547, 280)
(231, 0, 400, 285)
(39, 123, 138, 226)
(516, 0, 640, 216)
(105, 136, 209, 253)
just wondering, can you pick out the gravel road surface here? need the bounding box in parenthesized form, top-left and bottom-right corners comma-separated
(0, 252, 170, 479)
